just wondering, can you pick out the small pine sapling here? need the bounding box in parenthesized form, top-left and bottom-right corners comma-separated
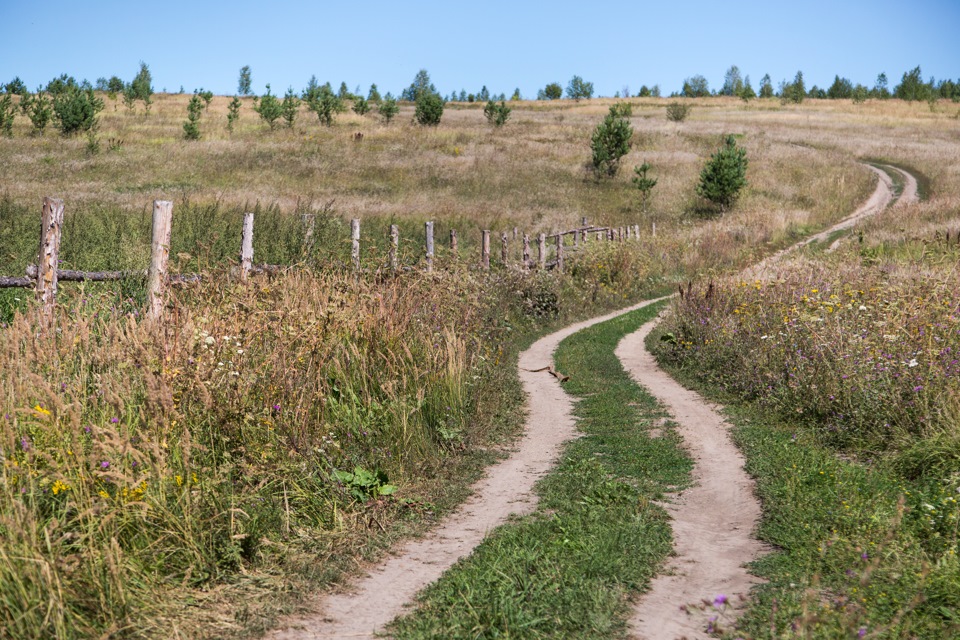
(306, 85, 343, 126)
(254, 84, 283, 129)
(697, 135, 748, 213)
(591, 113, 633, 177)
(227, 96, 241, 133)
(352, 95, 370, 116)
(25, 90, 52, 135)
(483, 100, 511, 127)
(122, 84, 137, 111)
(183, 93, 203, 140)
(281, 88, 300, 127)
(414, 92, 443, 126)
(0, 94, 15, 136)
(632, 162, 658, 211)
(379, 94, 399, 124)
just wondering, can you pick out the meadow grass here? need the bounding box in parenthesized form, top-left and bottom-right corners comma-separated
(388, 301, 690, 639)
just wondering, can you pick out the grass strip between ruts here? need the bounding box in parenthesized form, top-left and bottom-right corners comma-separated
(389, 299, 693, 639)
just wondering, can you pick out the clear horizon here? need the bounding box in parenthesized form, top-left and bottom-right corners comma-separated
(2, 0, 958, 98)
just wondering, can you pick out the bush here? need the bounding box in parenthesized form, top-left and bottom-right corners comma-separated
(183, 94, 203, 140)
(254, 84, 283, 129)
(53, 87, 103, 136)
(4, 77, 27, 95)
(379, 94, 399, 124)
(306, 85, 343, 126)
(539, 83, 563, 100)
(696, 135, 748, 212)
(414, 92, 444, 126)
(482, 100, 511, 127)
(130, 62, 153, 101)
(566, 75, 594, 101)
(0, 94, 15, 136)
(352, 96, 370, 116)
(281, 88, 300, 128)
(226, 96, 241, 133)
(590, 113, 633, 177)
(24, 91, 52, 135)
(609, 102, 632, 118)
(665, 103, 691, 122)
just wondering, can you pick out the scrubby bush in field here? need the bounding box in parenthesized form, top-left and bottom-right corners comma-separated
(23, 90, 53, 135)
(566, 75, 594, 101)
(183, 93, 203, 140)
(379, 94, 399, 123)
(539, 82, 562, 100)
(696, 134, 748, 211)
(590, 113, 632, 177)
(226, 96, 241, 132)
(254, 84, 283, 129)
(4, 76, 27, 95)
(609, 101, 632, 118)
(665, 102, 690, 122)
(414, 92, 444, 126)
(352, 95, 370, 116)
(306, 84, 343, 126)
(483, 100, 511, 127)
(53, 87, 103, 135)
(367, 84, 381, 103)
(281, 88, 300, 127)
(0, 94, 15, 136)
(632, 162, 657, 211)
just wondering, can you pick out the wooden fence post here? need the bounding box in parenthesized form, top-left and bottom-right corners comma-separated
(652, 222, 657, 237)
(597, 230, 603, 242)
(538, 233, 546, 269)
(36, 197, 64, 321)
(351, 219, 360, 271)
(450, 229, 458, 259)
(425, 221, 434, 272)
(389, 225, 399, 270)
(147, 200, 173, 321)
(513, 227, 518, 240)
(240, 212, 254, 282)
(556, 235, 564, 272)
(522, 234, 531, 266)
(633, 224, 640, 239)
(500, 231, 508, 265)
(481, 230, 490, 270)
(573, 229, 580, 248)
(626, 225, 632, 240)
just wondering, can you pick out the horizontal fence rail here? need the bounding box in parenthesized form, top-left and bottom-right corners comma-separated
(1, 197, 650, 324)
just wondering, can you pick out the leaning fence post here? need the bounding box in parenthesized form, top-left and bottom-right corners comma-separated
(36, 197, 65, 321)
(500, 231, 508, 265)
(556, 235, 564, 272)
(481, 230, 490, 270)
(450, 229, 458, 259)
(351, 219, 360, 271)
(389, 224, 399, 270)
(147, 200, 173, 321)
(522, 234, 531, 267)
(425, 221, 434, 272)
(537, 233, 546, 269)
(240, 212, 254, 282)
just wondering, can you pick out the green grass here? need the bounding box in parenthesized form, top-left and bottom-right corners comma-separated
(389, 300, 692, 639)
(652, 344, 960, 639)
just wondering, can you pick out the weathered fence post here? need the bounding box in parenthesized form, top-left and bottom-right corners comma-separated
(240, 212, 254, 282)
(500, 232, 508, 265)
(147, 200, 173, 321)
(573, 229, 580, 248)
(597, 230, 603, 242)
(513, 227, 518, 240)
(633, 224, 640, 239)
(389, 224, 399, 270)
(581, 216, 588, 227)
(425, 221, 434, 272)
(652, 222, 657, 238)
(481, 230, 490, 270)
(450, 229, 458, 259)
(556, 234, 564, 272)
(538, 233, 546, 269)
(351, 219, 360, 271)
(626, 225, 632, 240)
(36, 197, 65, 321)
(522, 234, 531, 267)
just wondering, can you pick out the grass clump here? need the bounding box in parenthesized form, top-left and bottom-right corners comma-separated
(389, 301, 691, 639)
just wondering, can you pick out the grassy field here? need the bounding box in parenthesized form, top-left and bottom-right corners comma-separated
(1, 93, 958, 638)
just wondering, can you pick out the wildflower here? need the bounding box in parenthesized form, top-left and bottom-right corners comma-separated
(20, 437, 30, 451)
(859, 627, 867, 638)
(713, 594, 728, 607)
(100, 461, 110, 470)
(110, 417, 119, 423)
(907, 358, 918, 367)
(33, 404, 51, 416)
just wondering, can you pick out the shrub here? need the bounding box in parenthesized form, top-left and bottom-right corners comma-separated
(609, 102, 632, 118)
(122, 84, 137, 111)
(379, 94, 399, 124)
(539, 83, 563, 100)
(665, 102, 691, 122)
(254, 84, 283, 129)
(24, 90, 52, 135)
(631, 162, 657, 211)
(414, 92, 444, 126)
(696, 135, 748, 212)
(306, 85, 343, 126)
(367, 84, 381, 103)
(53, 87, 103, 136)
(4, 77, 27, 95)
(130, 62, 153, 102)
(591, 113, 633, 177)
(483, 100, 511, 127)
(0, 94, 15, 136)
(281, 88, 300, 128)
(183, 94, 203, 140)
(352, 96, 370, 116)
(227, 96, 241, 132)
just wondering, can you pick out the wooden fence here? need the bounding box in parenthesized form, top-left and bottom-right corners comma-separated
(1, 198, 645, 322)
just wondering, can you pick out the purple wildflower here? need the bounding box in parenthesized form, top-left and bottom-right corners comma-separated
(714, 594, 728, 607)
(100, 461, 110, 470)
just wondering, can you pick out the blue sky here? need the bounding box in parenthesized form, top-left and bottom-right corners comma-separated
(1, 0, 958, 97)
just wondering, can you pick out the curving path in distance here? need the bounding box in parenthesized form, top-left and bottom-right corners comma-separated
(623, 161, 918, 639)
